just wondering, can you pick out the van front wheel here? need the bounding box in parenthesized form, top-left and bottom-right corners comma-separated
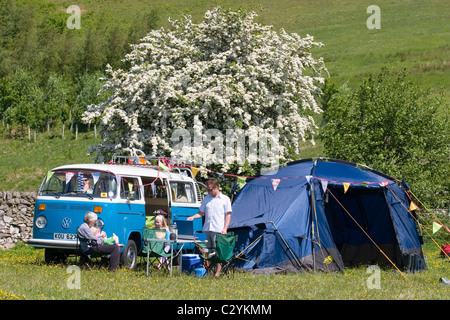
(121, 239, 137, 270)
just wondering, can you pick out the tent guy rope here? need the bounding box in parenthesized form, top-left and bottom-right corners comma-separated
(327, 188, 409, 280)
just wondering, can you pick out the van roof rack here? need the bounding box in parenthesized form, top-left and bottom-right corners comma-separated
(110, 155, 196, 179)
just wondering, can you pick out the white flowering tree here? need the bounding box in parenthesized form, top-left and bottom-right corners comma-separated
(83, 7, 327, 174)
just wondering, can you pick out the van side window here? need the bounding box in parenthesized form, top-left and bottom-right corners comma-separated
(120, 177, 141, 200)
(145, 180, 167, 199)
(170, 182, 195, 203)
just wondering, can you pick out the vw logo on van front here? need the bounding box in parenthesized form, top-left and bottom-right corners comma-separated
(61, 217, 72, 229)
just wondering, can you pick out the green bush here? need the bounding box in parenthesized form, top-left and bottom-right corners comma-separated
(320, 69, 449, 208)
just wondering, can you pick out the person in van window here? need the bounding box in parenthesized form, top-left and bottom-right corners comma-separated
(77, 212, 121, 271)
(82, 175, 93, 194)
(187, 178, 232, 276)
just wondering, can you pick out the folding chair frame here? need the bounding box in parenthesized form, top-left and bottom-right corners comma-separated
(196, 232, 238, 277)
(142, 228, 173, 275)
(76, 229, 109, 271)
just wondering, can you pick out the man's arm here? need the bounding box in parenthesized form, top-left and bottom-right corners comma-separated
(221, 211, 231, 234)
(187, 211, 205, 221)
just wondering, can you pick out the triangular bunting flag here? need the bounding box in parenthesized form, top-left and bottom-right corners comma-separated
(409, 201, 419, 212)
(158, 161, 170, 171)
(379, 181, 388, 187)
(151, 182, 156, 197)
(343, 183, 350, 194)
(92, 172, 100, 186)
(191, 167, 199, 178)
(321, 180, 328, 193)
(237, 176, 246, 189)
(271, 178, 281, 191)
(46, 171, 55, 182)
(433, 221, 442, 234)
(65, 172, 74, 183)
(162, 158, 174, 170)
(305, 175, 312, 183)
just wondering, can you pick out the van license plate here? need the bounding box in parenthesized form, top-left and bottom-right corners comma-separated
(53, 233, 77, 240)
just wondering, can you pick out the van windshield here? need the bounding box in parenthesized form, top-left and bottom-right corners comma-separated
(40, 169, 118, 199)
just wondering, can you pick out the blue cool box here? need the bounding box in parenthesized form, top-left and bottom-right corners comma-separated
(194, 267, 207, 278)
(181, 254, 202, 273)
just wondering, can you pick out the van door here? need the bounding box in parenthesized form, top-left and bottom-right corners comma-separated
(169, 180, 204, 241)
(142, 177, 170, 229)
(116, 175, 145, 269)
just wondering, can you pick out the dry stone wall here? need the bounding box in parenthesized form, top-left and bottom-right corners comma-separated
(0, 191, 36, 249)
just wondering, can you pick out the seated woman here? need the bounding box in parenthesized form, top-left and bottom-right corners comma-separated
(81, 175, 93, 194)
(77, 211, 121, 271)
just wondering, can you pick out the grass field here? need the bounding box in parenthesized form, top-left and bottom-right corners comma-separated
(0, 241, 449, 301)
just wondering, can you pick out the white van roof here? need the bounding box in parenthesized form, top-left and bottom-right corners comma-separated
(51, 163, 192, 181)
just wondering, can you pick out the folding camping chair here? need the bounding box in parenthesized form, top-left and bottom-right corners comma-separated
(76, 231, 108, 271)
(142, 228, 172, 274)
(197, 232, 238, 276)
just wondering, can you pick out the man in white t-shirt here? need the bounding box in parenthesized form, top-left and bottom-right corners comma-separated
(187, 178, 232, 276)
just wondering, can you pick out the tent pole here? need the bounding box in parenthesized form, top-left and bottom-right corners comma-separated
(268, 221, 304, 272)
(312, 220, 315, 272)
(309, 180, 317, 273)
(310, 159, 318, 273)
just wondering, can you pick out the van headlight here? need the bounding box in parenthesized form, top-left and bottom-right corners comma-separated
(35, 216, 47, 229)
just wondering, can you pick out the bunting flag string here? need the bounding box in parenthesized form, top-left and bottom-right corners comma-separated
(111, 156, 400, 191)
(157, 157, 398, 186)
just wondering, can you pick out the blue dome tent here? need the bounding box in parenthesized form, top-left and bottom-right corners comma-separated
(229, 158, 425, 274)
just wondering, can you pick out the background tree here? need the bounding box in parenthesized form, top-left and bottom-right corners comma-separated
(0, 77, 16, 129)
(73, 73, 105, 139)
(320, 69, 449, 207)
(84, 7, 327, 175)
(43, 75, 69, 132)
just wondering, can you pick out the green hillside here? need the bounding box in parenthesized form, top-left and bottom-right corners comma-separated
(49, 0, 449, 97)
(0, 0, 448, 192)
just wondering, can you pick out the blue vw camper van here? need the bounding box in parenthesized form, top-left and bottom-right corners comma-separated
(27, 159, 205, 269)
